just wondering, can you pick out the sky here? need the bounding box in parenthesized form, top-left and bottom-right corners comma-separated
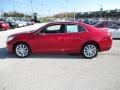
(0, 0, 120, 16)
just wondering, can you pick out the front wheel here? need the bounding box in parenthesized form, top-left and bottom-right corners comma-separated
(14, 43, 31, 58)
(81, 43, 98, 59)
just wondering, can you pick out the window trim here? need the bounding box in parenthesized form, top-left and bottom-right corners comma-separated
(34, 23, 88, 36)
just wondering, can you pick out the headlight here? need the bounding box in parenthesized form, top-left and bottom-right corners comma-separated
(7, 36, 15, 42)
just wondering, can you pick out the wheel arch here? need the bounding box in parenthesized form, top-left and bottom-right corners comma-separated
(81, 41, 100, 52)
(13, 41, 32, 53)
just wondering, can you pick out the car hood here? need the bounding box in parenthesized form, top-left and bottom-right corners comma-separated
(10, 30, 35, 37)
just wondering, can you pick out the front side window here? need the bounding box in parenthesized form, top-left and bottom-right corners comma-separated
(46, 25, 61, 31)
(41, 25, 63, 34)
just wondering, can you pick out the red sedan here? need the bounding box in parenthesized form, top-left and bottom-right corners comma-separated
(7, 22, 112, 58)
(0, 20, 10, 30)
(94, 21, 120, 29)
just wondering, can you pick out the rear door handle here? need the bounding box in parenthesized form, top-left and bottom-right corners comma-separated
(57, 37, 62, 40)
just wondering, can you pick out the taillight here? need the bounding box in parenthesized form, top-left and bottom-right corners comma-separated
(108, 32, 112, 39)
(107, 32, 111, 36)
(1, 23, 6, 26)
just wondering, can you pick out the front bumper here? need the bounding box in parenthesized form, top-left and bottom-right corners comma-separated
(7, 41, 14, 53)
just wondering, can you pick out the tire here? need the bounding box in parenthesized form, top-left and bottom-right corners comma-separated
(81, 43, 98, 59)
(0, 28, 5, 31)
(14, 43, 31, 58)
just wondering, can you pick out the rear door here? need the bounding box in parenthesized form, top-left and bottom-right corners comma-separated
(59, 24, 87, 53)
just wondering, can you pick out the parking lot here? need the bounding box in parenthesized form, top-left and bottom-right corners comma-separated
(0, 23, 120, 90)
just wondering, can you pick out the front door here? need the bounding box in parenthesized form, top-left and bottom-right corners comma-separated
(30, 24, 64, 53)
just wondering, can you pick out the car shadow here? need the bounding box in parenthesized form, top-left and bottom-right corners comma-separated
(113, 38, 120, 40)
(0, 47, 85, 59)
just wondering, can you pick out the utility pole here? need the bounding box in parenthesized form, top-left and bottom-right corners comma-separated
(0, 8, 4, 18)
(30, 0, 33, 16)
(73, 0, 76, 21)
(41, 4, 44, 17)
(13, 4, 15, 12)
(49, 8, 51, 17)
(65, 0, 68, 21)
(49, 8, 51, 21)
(100, 5, 103, 18)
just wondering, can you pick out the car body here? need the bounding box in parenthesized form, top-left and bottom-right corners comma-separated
(4, 19, 18, 29)
(7, 22, 112, 58)
(90, 21, 100, 25)
(21, 21, 28, 26)
(0, 19, 11, 30)
(94, 21, 120, 29)
(14, 20, 27, 27)
(94, 21, 120, 38)
(101, 28, 120, 38)
(25, 20, 34, 25)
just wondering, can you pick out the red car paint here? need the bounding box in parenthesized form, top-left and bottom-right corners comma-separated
(0, 21, 10, 30)
(94, 21, 120, 29)
(7, 22, 112, 57)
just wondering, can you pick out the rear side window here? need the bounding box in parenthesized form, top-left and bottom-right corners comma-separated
(66, 24, 86, 33)
(66, 25, 78, 33)
(78, 25, 87, 32)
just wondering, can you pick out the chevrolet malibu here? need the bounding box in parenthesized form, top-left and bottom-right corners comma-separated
(7, 22, 112, 59)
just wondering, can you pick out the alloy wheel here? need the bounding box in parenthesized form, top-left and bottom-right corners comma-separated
(82, 44, 98, 58)
(15, 43, 30, 58)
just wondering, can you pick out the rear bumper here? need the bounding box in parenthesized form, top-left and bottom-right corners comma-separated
(99, 37, 112, 52)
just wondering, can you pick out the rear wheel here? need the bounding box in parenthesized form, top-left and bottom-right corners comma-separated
(14, 43, 31, 58)
(81, 43, 98, 59)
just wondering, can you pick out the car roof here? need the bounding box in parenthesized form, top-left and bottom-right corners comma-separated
(48, 22, 81, 25)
